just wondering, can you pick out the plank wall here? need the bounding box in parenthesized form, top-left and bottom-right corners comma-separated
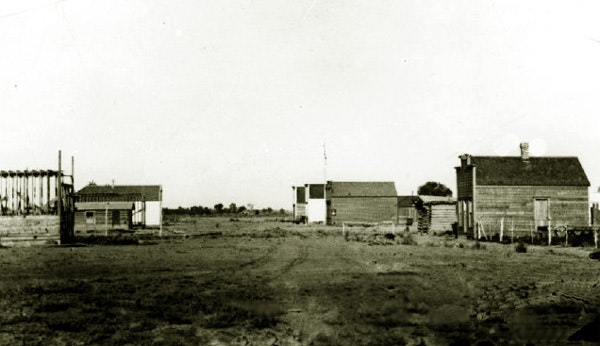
(475, 185, 589, 236)
(0, 215, 60, 246)
(331, 197, 397, 224)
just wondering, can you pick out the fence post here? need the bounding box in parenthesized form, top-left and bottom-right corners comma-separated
(595, 228, 598, 249)
(511, 220, 514, 243)
(500, 218, 504, 243)
(530, 221, 533, 244)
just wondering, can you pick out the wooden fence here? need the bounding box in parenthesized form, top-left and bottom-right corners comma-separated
(475, 218, 598, 248)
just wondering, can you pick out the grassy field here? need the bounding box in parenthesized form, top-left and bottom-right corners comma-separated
(0, 216, 599, 345)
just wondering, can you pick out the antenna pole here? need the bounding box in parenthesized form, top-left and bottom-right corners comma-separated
(323, 142, 327, 183)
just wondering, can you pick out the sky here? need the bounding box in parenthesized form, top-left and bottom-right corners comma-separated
(1, 1, 600, 209)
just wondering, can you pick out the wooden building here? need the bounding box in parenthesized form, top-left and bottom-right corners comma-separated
(292, 186, 307, 221)
(76, 183, 162, 229)
(326, 181, 397, 225)
(416, 195, 456, 234)
(75, 202, 134, 234)
(397, 195, 419, 231)
(455, 143, 590, 238)
(305, 184, 326, 223)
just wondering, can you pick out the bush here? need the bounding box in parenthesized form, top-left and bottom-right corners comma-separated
(515, 241, 528, 253)
(401, 233, 417, 246)
(472, 241, 486, 250)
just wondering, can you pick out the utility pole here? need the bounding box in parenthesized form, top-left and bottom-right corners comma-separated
(57, 150, 63, 243)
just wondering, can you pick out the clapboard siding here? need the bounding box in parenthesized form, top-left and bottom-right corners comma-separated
(475, 185, 589, 235)
(294, 203, 306, 218)
(331, 197, 397, 224)
(0, 215, 60, 246)
(456, 168, 473, 199)
(430, 204, 457, 233)
(74, 209, 132, 232)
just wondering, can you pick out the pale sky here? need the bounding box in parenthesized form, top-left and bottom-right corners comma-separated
(1, 1, 600, 209)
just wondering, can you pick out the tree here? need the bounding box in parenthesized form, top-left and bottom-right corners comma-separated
(214, 203, 224, 214)
(229, 203, 237, 214)
(417, 181, 452, 197)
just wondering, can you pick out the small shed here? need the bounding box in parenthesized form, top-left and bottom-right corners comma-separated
(416, 195, 457, 234)
(75, 201, 134, 233)
(397, 195, 419, 231)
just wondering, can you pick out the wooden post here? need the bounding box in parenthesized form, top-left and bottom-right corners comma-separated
(595, 228, 598, 249)
(511, 220, 514, 243)
(530, 221, 534, 244)
(500, 218, 504, 242)
(547, 219, 552, 246)
(105, 204, 108, 237)
(46, 173, 50, 212)
(58, 150, 64, 243)
(159, 185, 163, 237)
(565, 228, 569, 246)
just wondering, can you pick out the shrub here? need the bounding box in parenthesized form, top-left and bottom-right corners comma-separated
(401, 233, 417, 246)
(515, 241, 528, 253)
(472, 241, 486, 250)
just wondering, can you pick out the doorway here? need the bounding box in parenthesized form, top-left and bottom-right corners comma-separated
(534, 199, 549, 228)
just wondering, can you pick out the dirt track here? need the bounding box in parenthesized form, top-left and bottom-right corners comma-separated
(0, 218, 599, 345)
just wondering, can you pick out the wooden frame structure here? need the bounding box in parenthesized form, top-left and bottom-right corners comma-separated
(0, 151, 75, 244)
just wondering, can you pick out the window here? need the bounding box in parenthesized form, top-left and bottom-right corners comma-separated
(85, 211, 95, 224)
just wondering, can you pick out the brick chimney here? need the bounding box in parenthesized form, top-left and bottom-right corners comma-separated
(519, 143, 529, 160)
(459, 154, 471, 168)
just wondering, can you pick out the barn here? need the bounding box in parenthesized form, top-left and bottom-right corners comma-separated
(455, 143, 590, 239)
(326, 181, 397, 225)
(74, 202, 134, 234)
(76, 183, 162, 229)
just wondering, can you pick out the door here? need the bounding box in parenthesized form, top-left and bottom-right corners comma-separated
(534, 199, 549, 227)
(112, 210, 120, 226)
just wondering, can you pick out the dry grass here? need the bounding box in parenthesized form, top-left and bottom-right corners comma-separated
(0, 216, 598, 345)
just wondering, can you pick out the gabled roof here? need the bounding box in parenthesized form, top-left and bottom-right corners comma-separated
(330, 181, 397, 197)
(467, 156, 590, 187)
(76, 202, 135, 210)
(76, 184, 162, 201)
